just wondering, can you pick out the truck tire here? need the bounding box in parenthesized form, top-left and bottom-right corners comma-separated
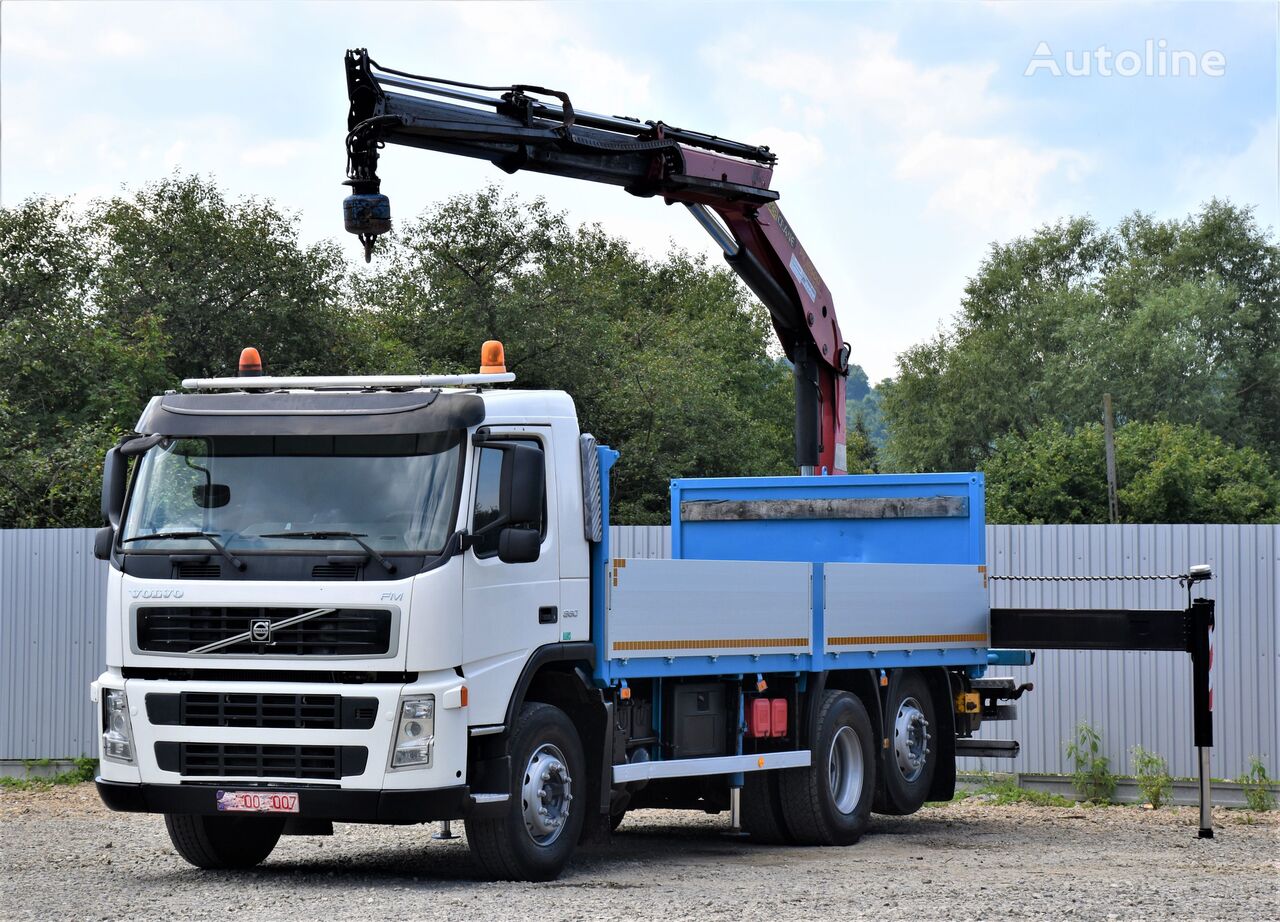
(164, 813, 284, 869)
(742, 771, 792, 844)
(466, 702, 586, 881)
(777, 690, 875, 846)
(877, 670, 937, 815)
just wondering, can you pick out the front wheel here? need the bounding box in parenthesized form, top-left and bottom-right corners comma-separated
(777, 690, 876, 845)
(466, 702, 586, 881)
(164, 813, 284, 869)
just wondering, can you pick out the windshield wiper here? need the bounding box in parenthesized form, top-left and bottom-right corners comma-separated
(257, 530, 398, 574)
(121, 530, 246, 571)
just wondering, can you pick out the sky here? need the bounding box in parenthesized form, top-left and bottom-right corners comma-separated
(2, 0, 1276, 382)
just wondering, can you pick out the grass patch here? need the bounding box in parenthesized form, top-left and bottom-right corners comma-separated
(974, 779, 1074, 807)
(0, 757, 97, 790)
(1238, 756, 1276, 812)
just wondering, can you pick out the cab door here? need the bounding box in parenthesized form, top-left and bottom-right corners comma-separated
(460, 426, 562, 727)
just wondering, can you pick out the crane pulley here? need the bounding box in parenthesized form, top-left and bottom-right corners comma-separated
(342, 49, 849, 473)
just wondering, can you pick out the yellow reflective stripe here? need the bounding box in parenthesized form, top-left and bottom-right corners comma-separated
(612, 637, 808, 652)
(826, 633, 988, 646)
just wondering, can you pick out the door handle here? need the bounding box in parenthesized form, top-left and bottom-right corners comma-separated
(538, 606, 559, 624)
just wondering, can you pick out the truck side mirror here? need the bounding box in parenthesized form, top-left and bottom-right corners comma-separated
(102, 434, 161, 529)
(499, 442, 544, 527)
(498, 526, 540, 564)
(101, 447, 126, 529)
(93, 525, 116, 561)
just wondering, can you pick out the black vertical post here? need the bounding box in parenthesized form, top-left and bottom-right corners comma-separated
(792, 344, 820, 475)
(1189, 598, 1215, 838)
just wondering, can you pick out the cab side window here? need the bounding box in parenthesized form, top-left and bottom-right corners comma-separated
(471, 440, 546, 558)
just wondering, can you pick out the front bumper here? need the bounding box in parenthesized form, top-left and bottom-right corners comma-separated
(93, 670, 471, 793)
(94, 778, 502, 823)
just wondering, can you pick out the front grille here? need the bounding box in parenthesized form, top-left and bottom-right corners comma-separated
(174, 562, 221, 579)
(155, 742, 367, 780)
(146, 692, 377, 729)
(136, 607, 393, 656)
(312, 563, 361, 579)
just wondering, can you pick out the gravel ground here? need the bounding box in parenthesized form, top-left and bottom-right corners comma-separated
(1, 784, 1276, 921)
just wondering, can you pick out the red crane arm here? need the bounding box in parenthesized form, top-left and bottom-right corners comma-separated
(343, 49, 848, 473)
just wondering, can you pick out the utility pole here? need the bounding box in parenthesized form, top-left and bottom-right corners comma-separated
(1103, 393, 1119, 524)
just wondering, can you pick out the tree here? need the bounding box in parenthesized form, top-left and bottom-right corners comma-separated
(982, 420, 1280, 524)
(93, 173, 354, 380)
(0, 197, 172, 526)
(0, 181, 796, 527)
(844, 364, 887, 450)
(0, 177, 382, 527)
(880, 201, 1280, 472)
(845, 413, 878, 474)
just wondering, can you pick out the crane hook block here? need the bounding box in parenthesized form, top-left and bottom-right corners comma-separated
(343, 193, 391, 262)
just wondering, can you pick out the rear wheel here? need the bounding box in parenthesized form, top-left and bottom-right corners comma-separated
(742, 771, 792, 844)
(778, 690, 875, 845)
(466, 702, 586, 881)
(164, 813, 284, 869)
(877, 670, 938, 815)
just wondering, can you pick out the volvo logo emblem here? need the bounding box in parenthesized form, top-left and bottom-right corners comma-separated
(129, 589, 184, 599)
(249, 619, 272, 643)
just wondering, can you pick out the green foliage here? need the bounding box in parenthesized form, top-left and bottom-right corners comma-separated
(93, 173, 353, 380)
(1237, 756, 1276, 812)
(881, 202, 1280, 482)
(0, 757, 98, 789)
(1130, 746, 1173, 809)
(982, 420, 1280, 524)
(844, 364, 887, 451)
(975, 779, 1074, 807)
(0, 180, 793, 527)
(846, 413, 879, 474)
(1065, 722, 1117, 804)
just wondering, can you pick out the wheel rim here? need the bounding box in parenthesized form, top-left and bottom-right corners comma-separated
(894, 696, 931, 783)
(828, 725, 864, 814)
(521, 742, 572, 846)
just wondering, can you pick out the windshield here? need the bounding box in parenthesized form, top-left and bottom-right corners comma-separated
(121, 432, 463, 554)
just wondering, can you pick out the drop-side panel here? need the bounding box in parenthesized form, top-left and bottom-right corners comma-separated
(607, 558, 812, 660)
(824, 563, 989, 651)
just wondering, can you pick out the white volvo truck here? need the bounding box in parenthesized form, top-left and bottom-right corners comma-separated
(91, 49, 1222, 877)
(91, 346, 1031, 880)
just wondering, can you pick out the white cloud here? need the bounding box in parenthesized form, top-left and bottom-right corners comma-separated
(895, 132, 1094, 234)
(95, 29, 146, 57)
(696, 19, 1097, 376)
(756, 127, 827, 176)
(240, 139, 326, 169)
(1175, 118, 1279, 228)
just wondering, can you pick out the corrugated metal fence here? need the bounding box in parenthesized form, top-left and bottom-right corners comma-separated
(1, 529, 104, 761)
(976, 525, 1278, 779)
(2, 525, 1276, 780)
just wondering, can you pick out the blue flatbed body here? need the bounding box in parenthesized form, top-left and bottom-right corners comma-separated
(590, 448, 1004, 685)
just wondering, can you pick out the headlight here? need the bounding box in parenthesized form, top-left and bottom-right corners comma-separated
(102, 689, 135, 764)
(390, 696, 435, 768)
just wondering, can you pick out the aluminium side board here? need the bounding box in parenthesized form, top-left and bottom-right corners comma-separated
(592, 461, 993, 682)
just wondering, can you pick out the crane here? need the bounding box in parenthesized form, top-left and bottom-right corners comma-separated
(341, 49, 849, 474)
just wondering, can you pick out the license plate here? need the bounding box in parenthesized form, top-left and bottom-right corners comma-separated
(215, 789, 299, 813)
